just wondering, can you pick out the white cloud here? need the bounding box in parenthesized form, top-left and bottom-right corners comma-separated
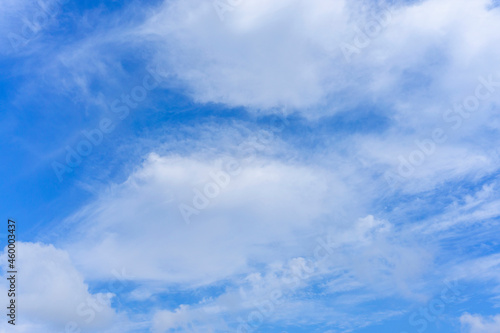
(448, 253, 500, 284)
(137, 0, 349, 111)
(56, 152, 355, 285)
(147, 215, 431, 331)
(461, 313, 500, 333)
(128, 0, 500, 116)
(0, 242, 117, 332)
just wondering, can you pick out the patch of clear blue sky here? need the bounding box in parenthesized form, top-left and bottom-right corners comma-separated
(0, 0, 141, 229)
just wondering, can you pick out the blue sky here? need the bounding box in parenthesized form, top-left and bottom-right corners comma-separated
(1, 0, 500, 332)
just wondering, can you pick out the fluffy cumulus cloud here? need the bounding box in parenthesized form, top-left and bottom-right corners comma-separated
(56, 152, 355, 285)
(148, 215, 432, 332)
(136, 0, 351, 110)
(0, 242, 118, 333)
(132, 0, 500, 115)
(461, 313, 500, 333)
